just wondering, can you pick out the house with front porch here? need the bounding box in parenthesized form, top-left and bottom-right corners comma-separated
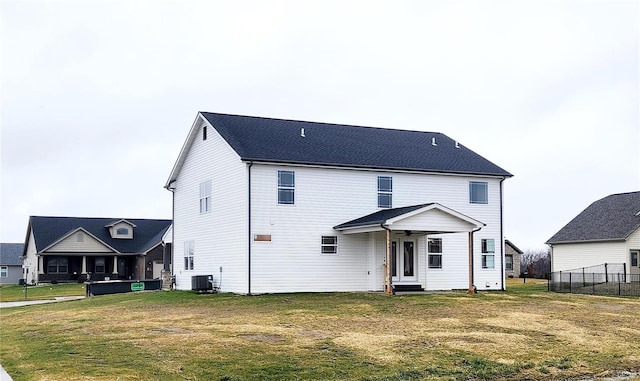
(22, 216, 172, 284)
(166, 112, 512, 294)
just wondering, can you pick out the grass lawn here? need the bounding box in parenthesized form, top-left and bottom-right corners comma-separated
(0, 284, 86, 302)
(1, 278, 639, 381)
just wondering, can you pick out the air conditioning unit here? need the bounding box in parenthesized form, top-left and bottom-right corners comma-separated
(191, 275, 215, 292)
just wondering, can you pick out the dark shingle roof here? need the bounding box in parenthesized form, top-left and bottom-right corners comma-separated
(201, 113, 512, 177)
(334, 204, 432, 229)
(546, 191, 640, 244)
(0, 243, 24, 265)
(28, 217, 172, 254)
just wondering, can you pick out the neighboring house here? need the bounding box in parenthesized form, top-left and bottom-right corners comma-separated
(0, 243, 24, 285)
(504, 239, 522, 278)
(165, 112, 512, 294)
(23, 216, 172, 284)
(546, 191, 640, 276)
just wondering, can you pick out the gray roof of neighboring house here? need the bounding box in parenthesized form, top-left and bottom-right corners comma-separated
(505, 239, 523, 254)
(546, 191, 640, 244)
(198, 112, 513, 177)
(0, 243, 24, 265)
(27, 216, 172, 254)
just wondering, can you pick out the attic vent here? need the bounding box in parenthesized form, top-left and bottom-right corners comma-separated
(431, 137, 437, 146)
(455, 141, 460, 149)
(300, 128, 306, 138)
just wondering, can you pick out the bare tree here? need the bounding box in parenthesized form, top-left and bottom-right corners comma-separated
(520, 247, 551, 279)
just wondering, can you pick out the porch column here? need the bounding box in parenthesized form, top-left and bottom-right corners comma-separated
(112, 256, 118, 274)
(38, 255, 44, 274)
(468, 232, 474, 294)
(81, 256, 87, 274)
(385, 228, 393, 296)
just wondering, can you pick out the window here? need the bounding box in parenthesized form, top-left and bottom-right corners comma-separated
(203, 126, 207, 141)
(278, 170, 295, 205)
(47, 257, 68, 274)
(631, 251, 639, 267)
(0, 266, 7, 277)
(321, 236, 338, 254)
(428, 238, 442, 269)
(377, 176, 392, 208)
(184, 241, 194, 270)
(199, 180, 212, 213)
(95, 257, 106, 273)
(116, 228, 128, 235)
(505, 254, 513, 270)
(481, 239, 495, 269)
(469, 181, 488, 204)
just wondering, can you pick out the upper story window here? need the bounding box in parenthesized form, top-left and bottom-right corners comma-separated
(200, 180, 212, 213)
(377, 176, 392, 208)
(203, 126, 207, 141)
(481, 238, 495, 269)
(469, 181, 488, 204)
(278, 170, 295, 205)
(116, 228, 129, 235)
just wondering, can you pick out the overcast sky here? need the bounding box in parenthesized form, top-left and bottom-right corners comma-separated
(1, 0, 638, 251)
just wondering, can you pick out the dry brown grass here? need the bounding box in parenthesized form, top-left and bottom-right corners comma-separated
(1, 279, 639, 380)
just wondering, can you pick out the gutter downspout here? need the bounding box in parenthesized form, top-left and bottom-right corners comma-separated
(166, 180, 176, 289)
(381, 223, 394, 296)
(468, 226, 483, 294)
(500, 177, 506, 291)
(247, 161, 254, 295)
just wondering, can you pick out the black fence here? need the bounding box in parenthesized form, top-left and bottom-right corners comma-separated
(549, 271, 640, 297)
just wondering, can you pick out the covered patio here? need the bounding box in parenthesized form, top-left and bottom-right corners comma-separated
(334, 203, 485, 295)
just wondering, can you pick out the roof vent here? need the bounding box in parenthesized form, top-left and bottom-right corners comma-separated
(300, 128, 306, 138)
(455, 141, 460, 149)
(431, 137, 437, 146)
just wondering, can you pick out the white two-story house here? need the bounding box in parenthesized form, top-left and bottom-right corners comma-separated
(165, 112, 512, 294)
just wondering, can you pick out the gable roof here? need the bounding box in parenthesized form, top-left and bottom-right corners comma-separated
(546, 191, 640, 244)
(0, 243, 24, 266)
(167, 112, 512, 186)
(27, 216, 172, 254)
(333, 203, 484, 232)
(505, 239, 523, 254)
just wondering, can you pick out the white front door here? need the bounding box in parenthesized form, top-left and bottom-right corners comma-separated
(391, 239, 418, 283)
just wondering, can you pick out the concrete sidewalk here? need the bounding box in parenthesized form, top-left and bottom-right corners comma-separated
(1, 365, 13, 381)
(0, 296, 84, 309)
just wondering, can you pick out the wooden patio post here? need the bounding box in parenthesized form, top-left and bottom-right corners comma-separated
(385, 228, 393, 296)
(468, 231, 474, 294)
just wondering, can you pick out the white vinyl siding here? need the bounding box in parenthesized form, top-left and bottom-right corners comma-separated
(172, 120, 247, 292)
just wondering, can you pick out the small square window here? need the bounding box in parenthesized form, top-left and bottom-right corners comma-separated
(321, 236, 338, 254)
(0, 266, 8, 277)
(469, 181, 488, 204)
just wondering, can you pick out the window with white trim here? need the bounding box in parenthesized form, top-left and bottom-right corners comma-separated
(377, 176, 392, 208)
(199, 180, 212, 213)
(0, 266, 7, 277)
(116, 228, 129, 235)
(469, 181, 488, 204)
(95, 257, 106, 273)
(321, 236, 338, 254)
(631, 251, 639, 267)
(278, 170, 295, 205)
(184, 241, 194, 270)
(428, 238, 442, 269)
(481, 239, 495, 269)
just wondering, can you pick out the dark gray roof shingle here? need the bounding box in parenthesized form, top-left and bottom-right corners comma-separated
(334, 204, 432, 229)
(201, 113, 512, 177)
(28, 217, 171, 254)
(546, 191, 640, 244)
(0, 243, 24, 265)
